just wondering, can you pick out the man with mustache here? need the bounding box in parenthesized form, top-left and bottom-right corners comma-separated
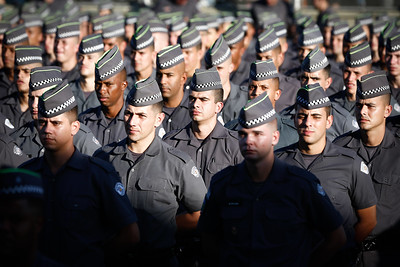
(79, 46, 128, 146)
(156, 44, 191, 136)
(276, 83, 377, 266)
(334, 71, 400, 267)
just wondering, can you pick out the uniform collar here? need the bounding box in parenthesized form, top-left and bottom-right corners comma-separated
(344, 129, 396, 150)
(65, 148, 87, 170)
(173, 121, 229, 143)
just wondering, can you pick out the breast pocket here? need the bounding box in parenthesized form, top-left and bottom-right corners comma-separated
(206, 158, 231, 175)
(373, 172, 400, 204)
(62, 196, 95, 229)
(137, 178, 175, 208)
(221, 204, 250, 246)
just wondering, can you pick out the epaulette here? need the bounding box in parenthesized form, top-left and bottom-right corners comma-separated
(89, 156, 115, 173)
(167, 146, 191, 164)
(227, 128, 239, 140)
(162, 128, 181, 141)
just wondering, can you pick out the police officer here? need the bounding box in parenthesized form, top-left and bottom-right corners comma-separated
(11, 66, 101, 158)
(386, 33, 400, 105)
(94, 76, 207, 267)
(0, 168, 64, 267)
(0, 46, 42, 129)
(276, 83, 377, 266)
(54, 21, 81, 83)
(69, 34, 103, 114)
(156, 44, 191, 135)
(163, 67, 243, 188)
(282, 47, 359, 141)
(204, 35, 248, 125)
(198, 91, 346, 266)
(255, 26, 300, 112)
(79, 46, 128, 146)
(127, 24, 157, 89)
(20, 80, 140, 267)
(334, 71, 400, 267)
(223, 19, 251, 87)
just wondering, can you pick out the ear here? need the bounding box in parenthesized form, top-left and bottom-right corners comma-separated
(326, 114, 333, 130)
(120, 41, 127, 56)
(121, 80, 128, 91)
(228, 62, 234, 74)
(325, 77, 332, 89)
(181, 71, 187, 86)
(274, 88, 281, 101)
(216, 101, 224, 113)
(71, 120, 80, 136)
(155, 112, 165, 127)
(271, 130, 280, 146)
(320, 46, 326, 55)
(277, 52, 284, 68)
(384, 104, 392, 118)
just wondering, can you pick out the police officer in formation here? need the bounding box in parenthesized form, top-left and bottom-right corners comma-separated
(0, 1, 400, 266)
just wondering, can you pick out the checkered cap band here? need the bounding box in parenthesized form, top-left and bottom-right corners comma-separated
(15, 46, 43, 65)
(257, 27, 279, 53)
(178, 26, 201, 48)
(249, 59, 279, 81)
(344, 24, 367, 43)
(56, 22, 80, 39)
(79, 34, 104, 54)
(373, 21, 388, 34)
(149, 20, 168, 33)
(157, 45, 184, 69)
(0, 22, 10, 34)
(131, 24, 154, 50)
(190, 67, 222, 91)
(102, 20, 125, 38)
(205, 36, 231, 67)
(300, 26, 324, 46)
(38, 81, 77, 118)
(4, 25, 28, 45)
(345, 42, 372, 67)
(24, 20, 43, 28)
(239, 92, 276, 128)
(223, 19, 245, 46)
(356, 15, 373, 26)
(96, 46, 124, 80)
(387, 34, 400, 53)
(357, 71, 390, 99)
(302, 47, 329, 72)
(296, 83, 331, 109)
(332, 21, 349, 36)
(0, 168, 43, 199)
(127, 77, 163, 106)
(30, 66, 63, 91)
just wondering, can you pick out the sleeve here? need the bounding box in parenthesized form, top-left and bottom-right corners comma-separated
(94, 161, 138, 231)
(304, 175, 344, 233)
(74, 125, 102, 156)
(177, 159, 207, 213)
(350, 157, 377, 210)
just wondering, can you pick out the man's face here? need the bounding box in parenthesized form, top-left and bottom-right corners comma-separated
(55, 37, 79, 63)
(343, 64, 371, 95)
(331, 34, 344, 56)
(78, 52, 102, 78)
(207, 28, 219, 50)
(295, 106, 332, 146)
(248, 79, 280, 105)
(131, 46, 154, 73)
(300, 69, 331, 90)
(238, 123, 279, 162)
(323, 27, 332, 49)
(370, 33, 379, 52)
(386, 50, 400, 77)
(26, 26, 43, 46)
(156, 63, 186, 100)
(215, 59, 233, 86)
(356, 95, 391, 131)
(229, 40, 244, 69)
(152, 32, 169, 54)
(2, 44, 17, 69)
(44, 33, 56, 55)
(182, 46, 202, 76)
(0, 199, 43, 258)
(257, 49, 282, 70)
(103, 37, 119, 52)
(95, 73, 127, 108)
(16, 63, 42, 94)
(37, 112, 79, 151)
(124, 104, 164, 143)
(29, 88, 46, 120)
(299, 44, 317, 62)
(189, 90, 222, 123)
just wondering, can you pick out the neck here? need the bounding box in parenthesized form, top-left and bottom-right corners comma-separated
(60, 58, 77, 72)
(80, 76, 95, 92)
(245, 154, 274, 182)
(223, 81, 231, 101)
(388, 74, 400, 88)
(334, 53, 344, 63)
(18, 91, 29, 112)
(5, 67, 14, 82)
(102, 99, 124, 118)
(191, 118, 217, 140)
(136, 67, 153, 81)
(187, 62, 201, 78)
(127, 133, 155, 154)
(44, 145, 75, 175)
(233, 57, 242, 72)
(298, 138, 326, 155)
(163, 86, 184, 108)
(360, 125, 386, 147)
(345, 89, 357, 102)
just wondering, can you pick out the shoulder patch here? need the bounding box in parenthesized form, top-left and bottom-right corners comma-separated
(191, 165, 200, 178)
(316, 183, 326, 196)
(13, 145, 23, 156)
(352, 119, 359, 129)
(217, 115, 225, 125)
(114, 182, 126, 196)
(92, 136, 101, 147)
(394, 103, 400, 113)
(360, 161, 369, 175)
(5, 118, 14, 129)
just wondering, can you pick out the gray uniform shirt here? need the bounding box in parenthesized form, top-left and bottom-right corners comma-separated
(163, 121, 243, 188)
(94, 137, 207, 249)
(69, 80, 100, 114)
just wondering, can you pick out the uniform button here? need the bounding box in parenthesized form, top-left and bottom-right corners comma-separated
(168, 119, 172, 122)
(130, 169, 134, 172)
(106, 129, 110, 132)
(199, 149, 202, 153)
